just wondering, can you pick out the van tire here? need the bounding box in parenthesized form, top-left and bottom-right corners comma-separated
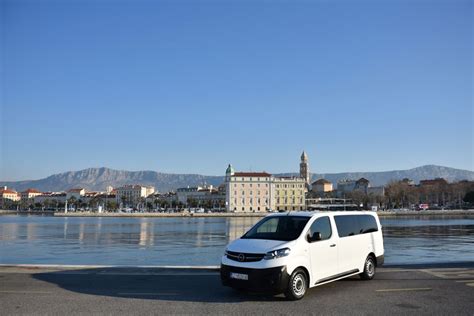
(284, 268, 307, 300)
(360, 255, 376, 280)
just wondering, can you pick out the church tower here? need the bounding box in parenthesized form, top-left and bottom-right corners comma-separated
(300, 151, 310, 187)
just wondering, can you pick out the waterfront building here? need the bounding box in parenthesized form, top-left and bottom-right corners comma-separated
(145, 185, 155, 197)
(115, 185, 155, 207)
(176, 185, 225, 208)
(311, 179, 333, 194)
(336, 178, 385, 198)
(337, 179, 357, 194)
(146, 192, 178, 208)
(273, 176, 306, 211)
(176, 186, 204, 204)
(0, 187, 20, 202)
(225, 165, 274, 212)
(20, 188, 42, 202)
(34, 192, 67, 204)
(66, 188, 86, 200)
(299, 151, 311, 187)
(355, 178, 370, 194)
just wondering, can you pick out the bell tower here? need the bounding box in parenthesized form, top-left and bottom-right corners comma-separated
(300, 151, 310, 187)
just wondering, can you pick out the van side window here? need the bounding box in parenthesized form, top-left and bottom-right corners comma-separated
(358, 215, 378, 233)
(335, 215, 379, 237)
(334, 215, 359, 237)
(309, 217, 332, 241)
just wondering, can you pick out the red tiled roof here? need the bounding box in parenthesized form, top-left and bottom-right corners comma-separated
(23, 188, 41, 194)
(0, 189, 17, 194)
(233, 172, 272, 177)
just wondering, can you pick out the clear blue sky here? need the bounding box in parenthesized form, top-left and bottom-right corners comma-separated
(1, 0, 473, 180)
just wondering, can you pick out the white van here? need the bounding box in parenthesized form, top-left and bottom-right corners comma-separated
(221, 211, 384, 300)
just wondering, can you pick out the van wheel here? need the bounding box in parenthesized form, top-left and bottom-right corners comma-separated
(284, 269, 307, 300)
(360, 255, 376, 280)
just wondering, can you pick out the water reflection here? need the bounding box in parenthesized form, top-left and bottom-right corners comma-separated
(0, 215, 472, 265)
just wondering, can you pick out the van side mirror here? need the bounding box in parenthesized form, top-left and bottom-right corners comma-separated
(308, 231, 322, 242)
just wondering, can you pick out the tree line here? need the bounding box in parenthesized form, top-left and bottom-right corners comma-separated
(344, 179, 474, 210)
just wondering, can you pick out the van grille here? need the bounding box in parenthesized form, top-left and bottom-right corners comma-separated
(226, 251, 265, 262)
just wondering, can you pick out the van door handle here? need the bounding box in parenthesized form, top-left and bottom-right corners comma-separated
(330, 244, 336, 247)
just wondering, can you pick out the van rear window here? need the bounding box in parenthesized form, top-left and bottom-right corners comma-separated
(334, 215, 378, 238)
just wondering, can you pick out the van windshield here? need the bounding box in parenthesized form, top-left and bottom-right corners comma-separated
(242, 216, 310, 241)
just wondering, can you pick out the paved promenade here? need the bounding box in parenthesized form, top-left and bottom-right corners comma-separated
(0, 265, 473, 315)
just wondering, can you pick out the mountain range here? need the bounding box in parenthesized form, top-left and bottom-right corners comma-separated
(1, 165, 473, 193)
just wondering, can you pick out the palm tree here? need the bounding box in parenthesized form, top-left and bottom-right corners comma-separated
(43, 199, 51, 211)
(121, 196, 127, 209)
(68, 196, 77, 212)
(96, 197, 103, 212)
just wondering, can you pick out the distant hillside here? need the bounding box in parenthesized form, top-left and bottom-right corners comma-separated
(307, 165, 474, 186)
(0, 168, 224, 193)
(1, 165, 473, 193)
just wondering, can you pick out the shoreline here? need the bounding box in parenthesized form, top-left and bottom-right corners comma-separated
(2, 209, 474, 217)
(1, 261, 473, 272)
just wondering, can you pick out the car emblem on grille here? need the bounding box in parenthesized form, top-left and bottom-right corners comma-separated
(238, 254, 245, 262)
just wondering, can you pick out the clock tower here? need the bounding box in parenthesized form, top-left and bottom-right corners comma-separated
(300, 151, 310, 187)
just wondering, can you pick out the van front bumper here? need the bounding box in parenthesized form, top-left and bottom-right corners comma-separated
(220, 264, 289, 294)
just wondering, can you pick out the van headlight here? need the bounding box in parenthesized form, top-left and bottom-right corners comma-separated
(264, 248, 291, 260)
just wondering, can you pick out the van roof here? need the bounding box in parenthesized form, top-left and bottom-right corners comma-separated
(268, 211, 378, 218)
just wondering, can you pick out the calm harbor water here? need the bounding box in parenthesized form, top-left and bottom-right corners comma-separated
(0, 215, 473, 266)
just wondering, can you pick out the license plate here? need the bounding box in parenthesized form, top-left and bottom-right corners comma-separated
(230, 272, 248, 280)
